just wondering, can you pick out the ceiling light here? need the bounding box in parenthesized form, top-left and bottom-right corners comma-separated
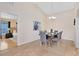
(48, 16, 56, 20)
(52, 16, 56, 19)
(48, 16, 52, 19)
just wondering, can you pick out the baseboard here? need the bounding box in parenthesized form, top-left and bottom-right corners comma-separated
(17, 39, 39, 46)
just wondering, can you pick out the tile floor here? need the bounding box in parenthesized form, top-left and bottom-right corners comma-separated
(0, 39, 79, 56)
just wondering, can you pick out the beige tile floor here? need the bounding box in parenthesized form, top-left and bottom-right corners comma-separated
(0, 38, 17, 49)
(6, 39, 17, 49)
(0, 39, 79, 56)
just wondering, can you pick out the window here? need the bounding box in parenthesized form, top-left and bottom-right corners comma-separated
(0, 21, 8, 36)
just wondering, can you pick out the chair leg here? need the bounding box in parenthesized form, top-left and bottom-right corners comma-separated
(56, 41, 61, 47)
(40, 41, 43, 46)
(41, 42, 43, 45)
(50, 39, 53, 47)
(47, 39, 51, 47)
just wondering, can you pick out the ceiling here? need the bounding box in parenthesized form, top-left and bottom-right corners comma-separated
(0, 2, 78, 16)
(33, 2, 77, 16)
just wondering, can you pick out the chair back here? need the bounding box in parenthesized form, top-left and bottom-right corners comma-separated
(57, 31, 63, 39)
(39, 31, 46, 42)
(54, 30, 58, 35)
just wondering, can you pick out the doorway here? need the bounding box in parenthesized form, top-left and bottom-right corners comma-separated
(0, 19, 17, 50)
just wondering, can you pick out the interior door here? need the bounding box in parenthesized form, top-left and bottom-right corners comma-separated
(75, 17, 79, 48)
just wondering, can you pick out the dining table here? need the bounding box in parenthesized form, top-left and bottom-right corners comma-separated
(46, 32, 55, 46)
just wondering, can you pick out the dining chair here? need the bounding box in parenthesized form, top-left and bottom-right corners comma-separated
(52, 31, 63, 46)
(53, 30, 58, 35)
(39, 31, 48, 46)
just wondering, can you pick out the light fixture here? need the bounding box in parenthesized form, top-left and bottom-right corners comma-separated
(48, 16, 52, 19)
(48, 16, 56, 20)
(51, 16, 56, 19)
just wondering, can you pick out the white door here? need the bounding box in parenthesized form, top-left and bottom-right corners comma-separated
(75, 17, 79, 48)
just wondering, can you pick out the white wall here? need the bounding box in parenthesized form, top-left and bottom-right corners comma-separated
(13, 3, 47, 45)
(0, 3, 47, 45)
(43, 9, 76, 40)
(52, 9, 76, 40)
(43, 17, 54, 32)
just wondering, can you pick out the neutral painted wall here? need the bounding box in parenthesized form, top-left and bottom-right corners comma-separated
(43, 17, 54, 32)
(12, 3, 47, 45)
(49, 9, 76, 40)
(0, 3, 47, 45)
(43, 9, 77, 41)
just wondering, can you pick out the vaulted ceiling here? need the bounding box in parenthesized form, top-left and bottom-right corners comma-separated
(0, 2, 78, 16)
(33, 2, 77, 16)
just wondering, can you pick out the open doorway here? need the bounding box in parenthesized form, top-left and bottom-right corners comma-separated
(0, 18, 17, 50)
